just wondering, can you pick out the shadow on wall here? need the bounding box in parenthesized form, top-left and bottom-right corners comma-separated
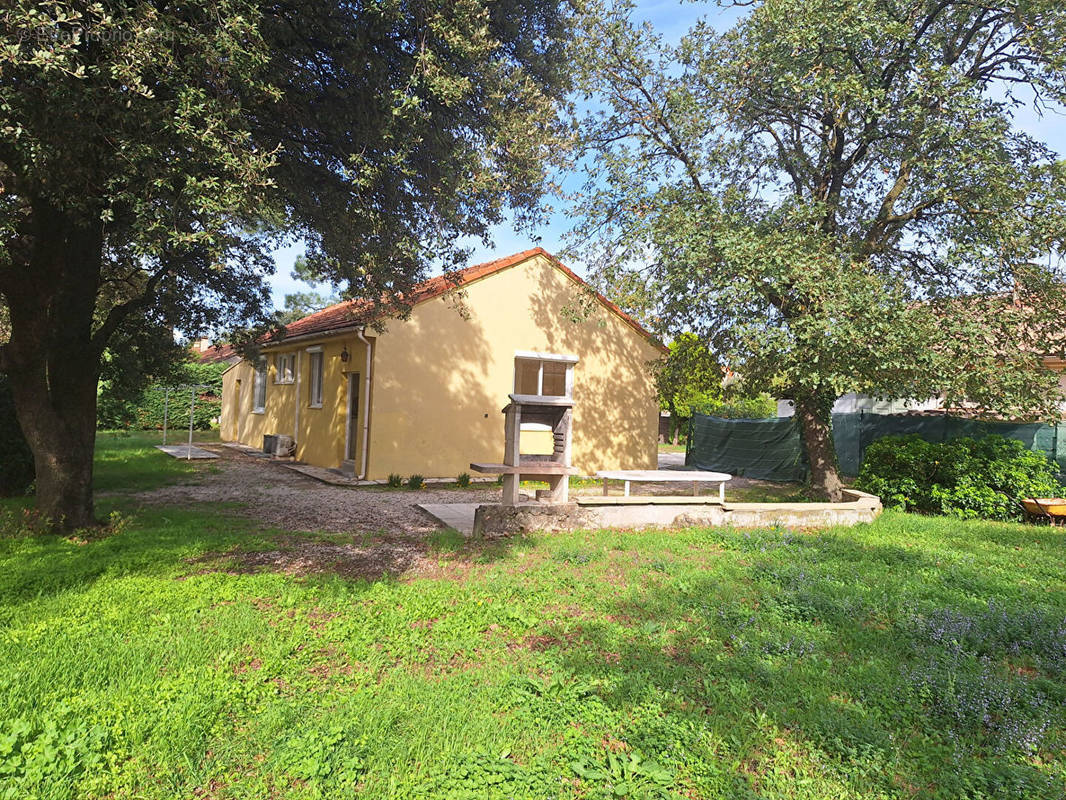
(527, 268, 659, 473)
(370, 304, 504, 479)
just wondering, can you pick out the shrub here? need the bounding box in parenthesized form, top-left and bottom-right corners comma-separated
(691, 393, 777, 419)
(406, 474, 425, 490)
(456, 472, 471, 488)
(386, 473, 403, 488)
(856, 434, 1059, 521)
(98, 361, 226, 431)
(0, 375, 34, 496)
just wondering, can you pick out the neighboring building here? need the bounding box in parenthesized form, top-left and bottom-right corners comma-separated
(777, 394, 942, 418)
(777, 360, 1066, 419)
(190, 337, 240, 366)
(219, 248, 664, 479)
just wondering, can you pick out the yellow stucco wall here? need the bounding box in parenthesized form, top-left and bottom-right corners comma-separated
(222, 337, 369, 467)
(366, 253, 661, 478)
(220, 253, 662, 476)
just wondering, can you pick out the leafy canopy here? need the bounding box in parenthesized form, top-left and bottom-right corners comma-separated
(571, 0, 1066, 418)
(655, 332, 722, 414)
(0, 0, 573, 345)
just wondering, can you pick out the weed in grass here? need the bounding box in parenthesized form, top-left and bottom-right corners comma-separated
(552, 547, 599, 565)
(426, 528, 465, 553)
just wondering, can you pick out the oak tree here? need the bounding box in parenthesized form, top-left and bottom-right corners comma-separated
(571, 0, 1066, 498)
(0, 0, 571, 527)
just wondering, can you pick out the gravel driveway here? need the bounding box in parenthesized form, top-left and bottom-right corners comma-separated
(116, 445, 779, 580)
(125, 445, 501, 536)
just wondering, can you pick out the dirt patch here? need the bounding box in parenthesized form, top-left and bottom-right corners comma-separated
(187, 536, 430, 582)
(114, 444, 502, 536)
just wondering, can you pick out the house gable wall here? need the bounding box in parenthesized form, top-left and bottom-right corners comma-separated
(366, 253, 661, 479)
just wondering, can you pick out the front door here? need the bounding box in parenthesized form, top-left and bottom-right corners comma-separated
(345, 373, 360, 461)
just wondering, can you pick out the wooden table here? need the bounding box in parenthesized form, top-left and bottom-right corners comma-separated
(595, 470, 732, 502)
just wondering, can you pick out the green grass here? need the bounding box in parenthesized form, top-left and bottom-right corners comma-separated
(0, 437, 1064, 798)
(658, 442, 687, 454)
(93, 429, 221, 492)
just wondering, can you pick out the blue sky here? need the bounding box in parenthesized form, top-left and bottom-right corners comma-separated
(265, 0, 1066, 309)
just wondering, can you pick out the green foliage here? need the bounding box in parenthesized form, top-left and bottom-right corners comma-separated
(857, 434, 1060, 521)
(1, 0, 573, 525)
(406, 474, 425, 490)
(386, 473, 404, 488)
(0, 707, 111, 797)
(690, 393, 777, 420)
(1, 433, 1066, 796)
(572, 0, 1066, 494)
(99, 361, 226, 431)
(655, 333, 722, 414)
(96, 322, 192, 430)
(0, 375, 33, 497)
(456, 472, 472, 488)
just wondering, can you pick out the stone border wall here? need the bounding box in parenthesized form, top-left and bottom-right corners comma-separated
(472, 489, 881, 537)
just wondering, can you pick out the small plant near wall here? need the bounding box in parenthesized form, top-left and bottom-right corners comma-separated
(456, 472, 471, 488)
(386, 473, 403, 488)
(406, 474, 425, 490)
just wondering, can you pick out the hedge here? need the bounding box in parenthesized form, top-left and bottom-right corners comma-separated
(690, 394, 777, 420)
(856, 434, 1060, 521)
(134, 387, 221, 431)
(97, 361, 227, 431)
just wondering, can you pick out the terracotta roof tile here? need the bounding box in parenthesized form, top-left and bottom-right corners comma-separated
(193, 249, 663, 358)
(192, 343, 238, 363)
(269, 247, 663, 348)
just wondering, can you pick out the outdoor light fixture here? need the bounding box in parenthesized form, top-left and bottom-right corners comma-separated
(340, 345, 350, 363)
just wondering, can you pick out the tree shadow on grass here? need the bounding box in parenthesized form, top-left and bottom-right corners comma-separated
(0, 504, 271, 608)
(0, 496, 531, 611)
(524, 525, 1066, 798)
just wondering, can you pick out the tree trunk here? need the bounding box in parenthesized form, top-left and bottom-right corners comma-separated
(794, 392, 843, 502)
(668, 400, 680, 445)
(1, 199, 104, 530)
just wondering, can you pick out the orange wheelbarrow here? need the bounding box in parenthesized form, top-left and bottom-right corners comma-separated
(1021, 498, 1066, 525)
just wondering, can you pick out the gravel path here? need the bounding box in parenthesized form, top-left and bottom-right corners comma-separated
(124, 445, 502, 536)
(115, 445, 785, 581)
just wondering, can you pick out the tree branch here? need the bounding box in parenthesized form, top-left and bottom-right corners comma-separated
(90, 263, 171, 354)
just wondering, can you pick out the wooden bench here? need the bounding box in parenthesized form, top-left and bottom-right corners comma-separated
(595, 470, 732, 503)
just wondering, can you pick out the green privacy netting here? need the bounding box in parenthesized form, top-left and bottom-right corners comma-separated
(686, 412, 1066, 481)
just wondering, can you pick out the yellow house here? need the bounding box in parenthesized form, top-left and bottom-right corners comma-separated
(219, 248, 664, 479)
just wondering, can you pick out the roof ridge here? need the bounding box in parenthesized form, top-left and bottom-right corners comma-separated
(264, 246, 661, 349)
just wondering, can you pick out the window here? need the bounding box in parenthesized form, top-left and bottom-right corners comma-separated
(513, 352, 577, 397)
(308, 349, 324, 408)
(253, 358, 267, 412)
(274, 353, 295, 384)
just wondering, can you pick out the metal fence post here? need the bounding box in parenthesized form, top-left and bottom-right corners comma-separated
(188, 387, 196, 460)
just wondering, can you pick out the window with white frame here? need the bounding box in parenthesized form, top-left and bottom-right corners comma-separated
(253, 357, 267, 412)
(274, 352, 295, 384)
(513, 352, 576, 397)
(308, 349, 324, 407)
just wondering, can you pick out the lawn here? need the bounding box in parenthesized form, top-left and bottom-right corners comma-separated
(0, 436, 1064, 798)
